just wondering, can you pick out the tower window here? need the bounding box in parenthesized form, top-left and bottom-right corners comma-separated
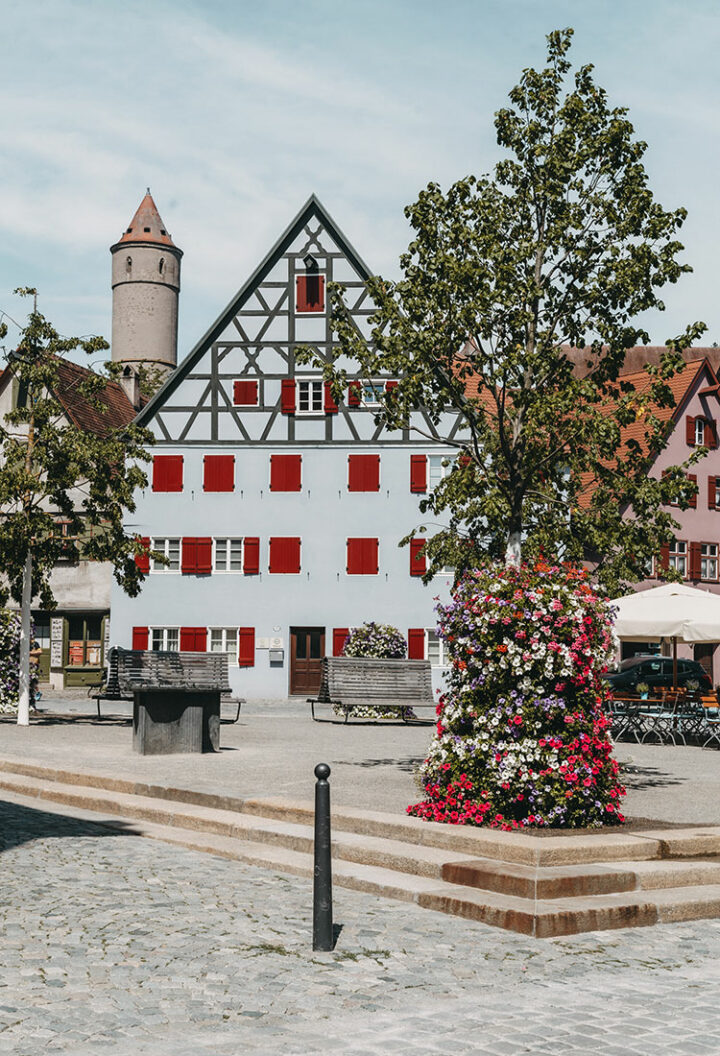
(125, 256, 132, 274)
(144, 226, 151, 232)
(159, 258, 164, 275)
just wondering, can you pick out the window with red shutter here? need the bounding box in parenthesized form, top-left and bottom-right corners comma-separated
(233, 380, 258, 405)
(281, 379, 296, 414)
(348, 381, 361, 406)
(181, 537, 197, 574)
(688, 473, 698, 509)
(324, 383, 338, 414)
(203, 455, 234, 492)
(348, 455, 380, 492)
(410, 454, 427, 493)
(709, 476, 719, 510)
(152, 455, 183, 492)
(238, 627, 255, 667)
(332, 628, 349, 656)
(385, 381, 398, 393)
(347, 538, 378, 574)
(243, 537, 260, 574)
(180, 627, 207, 652)
(408, 628, 425, 660)
(134, 536, 150, 574)
(132, 626, 149, 650)
(296, 274, 325, 313)
(181, 537, 210, 574)
(270, 454, 302, 492)
(269, 537, 301, 573)
(689, 542, 702, 580)
(410, 537, 427, 576)
(659, 544, 670, 573)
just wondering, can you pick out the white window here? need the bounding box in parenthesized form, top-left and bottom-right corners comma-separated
(701, 543, 718, 582)
(360, 380, 384, 407)
(695, 418, 706, 446)
(297, 379, 323, 414)
(151, 627, 179, 651)
(151, 537, 180, 572)
(214, 537, 243, 572)
(209, 627, 238, 660)
(428, 455, 452, 490)
(427, 630, 449, 667)
(669, 539, 687, 578)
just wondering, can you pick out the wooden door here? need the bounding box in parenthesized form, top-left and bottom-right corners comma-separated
(290, 627, 325, 695)
(694, 643, 714, 682)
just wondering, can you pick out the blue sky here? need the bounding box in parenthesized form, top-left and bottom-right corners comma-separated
(1, 0, 719, 366)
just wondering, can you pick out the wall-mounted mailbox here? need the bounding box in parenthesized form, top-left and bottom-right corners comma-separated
(269, 648, 284, 664)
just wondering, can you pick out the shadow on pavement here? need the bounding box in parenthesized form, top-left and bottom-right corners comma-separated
(335, 756, 423, 774)
(621, 763, 684, 790)
(0, 799, 142, 854)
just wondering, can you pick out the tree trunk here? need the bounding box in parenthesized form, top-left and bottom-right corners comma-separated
(505, 531, 522, 568)
(17, 550, 32, 726)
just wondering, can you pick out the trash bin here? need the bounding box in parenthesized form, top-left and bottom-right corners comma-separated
(132, 688, 220, 754)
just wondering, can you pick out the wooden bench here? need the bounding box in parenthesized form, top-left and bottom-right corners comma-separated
(91, 647, 244, 722)
(308, 656, 436, 723)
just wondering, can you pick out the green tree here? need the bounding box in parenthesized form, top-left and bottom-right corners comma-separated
(0, 290, 153, 724)
(315, 29, 705, 595)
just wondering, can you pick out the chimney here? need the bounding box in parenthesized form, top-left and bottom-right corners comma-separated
(120, 365, 142, 410)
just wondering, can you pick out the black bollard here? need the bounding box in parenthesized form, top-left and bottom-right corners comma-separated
(313, 762, 333, 951)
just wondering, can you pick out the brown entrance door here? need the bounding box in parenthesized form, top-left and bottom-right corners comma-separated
(694, 643, 714, 683)
(290, 627, 325, 695)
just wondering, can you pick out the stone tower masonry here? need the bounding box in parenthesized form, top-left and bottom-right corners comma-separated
(110, 191, 183, 401)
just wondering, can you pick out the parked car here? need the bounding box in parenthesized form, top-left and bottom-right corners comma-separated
(604, 655, 712, 694)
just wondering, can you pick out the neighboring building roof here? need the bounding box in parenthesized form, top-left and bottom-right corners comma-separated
(566, 344, 720, 377)
(113, 190, 178, 249)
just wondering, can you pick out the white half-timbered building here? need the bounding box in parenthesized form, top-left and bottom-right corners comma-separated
(109, 196, 458, 697)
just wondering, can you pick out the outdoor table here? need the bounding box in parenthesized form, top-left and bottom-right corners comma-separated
(132, 686, 221, 755)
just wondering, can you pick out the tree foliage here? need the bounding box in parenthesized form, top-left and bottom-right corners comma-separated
(0, 290, 153, 610)
(313, 29, 706, 595)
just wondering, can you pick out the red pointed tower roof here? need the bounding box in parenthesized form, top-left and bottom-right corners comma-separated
(116, 190, 177, 247)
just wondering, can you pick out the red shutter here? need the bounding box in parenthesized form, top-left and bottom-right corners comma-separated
(281, 379, 296, 414)
(181, 537, 197, 574)
(459, 454, 471, 467)
(347, 538, 378, 574)
(324, 383, 338, 414)
(686, 415, 696, 446)
(690, 542, 702, 580)
(196, 537, 212, 574)
(410, 537, 427, 576)
(269, 537, 301, 573)
(152, 455, 183, 492)
(348, 454, 380, 492)
(134, 536, 150, 574)
(181, 627, 207, 652)
(238, 627, 255, 667)
(270, 454, 302, 491)
(243, 537, 259, 574)
(132, 626, 149, 650)
(296, 275, 325, 313)
(410, 454, 427, 493)
(688, 473, 698, 509)
(709, 476, 717, 510)
(706, 419, 718, 449)
(659, 544, 670, 572)
(408, 628, 425, 660)
(333, 628, 349, 656)
(348, 381, 362, 406)
(203, 455, 234, 492)
(233, 379, 258, 405)
(385, 381, 398, 393)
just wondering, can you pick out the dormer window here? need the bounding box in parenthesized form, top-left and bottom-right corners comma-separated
(696, 417, 706, 446)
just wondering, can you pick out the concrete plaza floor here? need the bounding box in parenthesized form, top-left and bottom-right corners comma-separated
(2, 692, 720, 1054)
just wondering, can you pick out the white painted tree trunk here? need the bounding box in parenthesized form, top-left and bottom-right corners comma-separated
(505, 532, 522, 568)
(17, 550, 32, 726)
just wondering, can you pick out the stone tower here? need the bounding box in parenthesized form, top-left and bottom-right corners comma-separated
(110, 191, 182, 393)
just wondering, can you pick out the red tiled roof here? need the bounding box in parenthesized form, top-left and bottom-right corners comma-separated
(114, 191, 177, 248)
(50, 356, 138, 435)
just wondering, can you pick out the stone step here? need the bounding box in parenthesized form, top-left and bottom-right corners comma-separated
(4, 757, 711, 866)
(6, 784, 720, 938)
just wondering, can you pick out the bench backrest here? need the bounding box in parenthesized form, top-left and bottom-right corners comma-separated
(318, 656, 433, 703)
(111, 647, 231, 691)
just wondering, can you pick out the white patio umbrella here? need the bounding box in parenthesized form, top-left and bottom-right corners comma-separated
(612, 583, 720, 687)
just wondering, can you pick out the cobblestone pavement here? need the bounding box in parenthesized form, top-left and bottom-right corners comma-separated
(2, 799, 720, 1055)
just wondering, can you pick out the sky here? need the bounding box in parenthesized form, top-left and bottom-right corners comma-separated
(1, 0, 719, 368)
